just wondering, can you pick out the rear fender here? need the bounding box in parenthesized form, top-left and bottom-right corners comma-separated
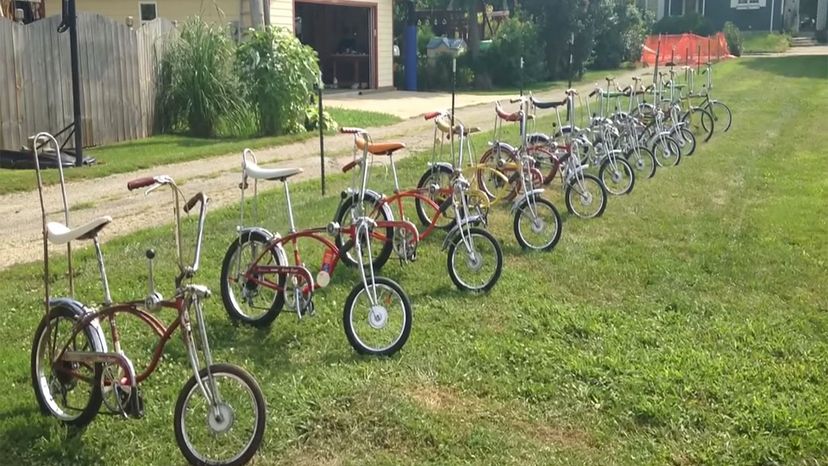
(237, 227, 288, 266)
(48, 298, 108, 353)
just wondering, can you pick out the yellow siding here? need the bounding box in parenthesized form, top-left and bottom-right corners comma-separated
(270, 0, 394, 88)
(46, 0, 241, 24)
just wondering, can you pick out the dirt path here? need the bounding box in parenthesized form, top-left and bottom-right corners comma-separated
(0, 70, 643, 270)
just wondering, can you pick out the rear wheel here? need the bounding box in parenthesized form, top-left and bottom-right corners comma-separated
(334, 194, 394, 271)
(174, 364, 266, 466)
(565, 173, 607, 219)
(220, 230, 285, 328)
(477, 147, 519, 201)
(31, 306, 104, 427)
(673, 127, 696, 157)
(415, 165, 455, 230)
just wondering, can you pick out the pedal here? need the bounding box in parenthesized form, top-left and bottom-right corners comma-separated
(126, 386, 145, 419)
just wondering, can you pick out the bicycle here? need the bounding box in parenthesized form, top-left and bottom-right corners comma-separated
(334, 125, 504, 292)
(525, 89, 609, 219)
(29, 133, 266, 466)
(687, 61, 733, 134)
(220, 148, 416, 356)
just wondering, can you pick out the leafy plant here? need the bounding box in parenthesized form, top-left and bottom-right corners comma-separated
(484, 15, 546, 87)
(304, 104, 338, 132)
(590, 0, 652, 70)
(723, 21, 743, 57)
(156, 19, 248, 137)
(237, 27, 320, 136)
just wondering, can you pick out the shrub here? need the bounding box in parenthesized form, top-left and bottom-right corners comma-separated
(723, 21, 743, 57)
(157, 19, 248, 137)
(591, 1, 652, 70)
(652, 12, 714, 36)
(417, 54, 475, 91)
(304, 104, 337, 132)
(484, 16, 546, 87)
(237, 27, 320, 136)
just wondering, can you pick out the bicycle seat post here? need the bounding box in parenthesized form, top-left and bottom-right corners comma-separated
(283, 180, 297, 234)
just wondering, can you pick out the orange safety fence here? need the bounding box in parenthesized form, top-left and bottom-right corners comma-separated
(640, 33, 734, 66)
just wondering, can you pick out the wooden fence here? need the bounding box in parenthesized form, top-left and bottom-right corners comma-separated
(0, 14, 177, 151)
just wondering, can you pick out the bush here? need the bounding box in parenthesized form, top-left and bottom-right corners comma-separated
(591, 1, 652, 70)
(304, 104, 337, 132)
(237, 27, 320, 136)
(417, 54, 475, 91)
(652, 12, 714, 36)
(723, 21, 743, 57)
(484, 16, 546, 87)
(157, 19, 248, 137)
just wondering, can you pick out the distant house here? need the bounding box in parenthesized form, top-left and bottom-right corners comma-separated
(426, 37, 467, 59)
(646, 0, 828, 32)
(41, 0, 395, 89)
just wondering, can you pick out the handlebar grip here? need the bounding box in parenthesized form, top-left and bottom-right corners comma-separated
(183, 192, 206, 214)
(424, 111, 442, 120)
(340, 127, 365, 134)
(588, 89, 598, 98)
(509, 97, 526, 104)
(342, 160, 359, 173)
(128, 177, 156, 191)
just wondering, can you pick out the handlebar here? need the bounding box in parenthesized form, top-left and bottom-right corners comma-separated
(565, 88, 578, 96)
(127, 177, 157, 191)
(340, 127, 366, 134)
(509, 96, 527, 104)
(342, 160, 359, 173)
(183, 192, 206, 214)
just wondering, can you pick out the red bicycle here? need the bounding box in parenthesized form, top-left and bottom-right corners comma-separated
(332, 128, 503, 292)
(219, 149, 419, 356)
(29, 134, 265, 466)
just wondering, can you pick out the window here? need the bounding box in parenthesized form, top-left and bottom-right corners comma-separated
(139, 2, 157, 22)
(731, 0, 765, 9)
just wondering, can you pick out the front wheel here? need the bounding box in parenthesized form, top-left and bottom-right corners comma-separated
(31, 306, 104, 427)
(447, 227, 503, 292)
(174, 364, 266, 466)
(652, 137, 681, 168)
(707, 100, 733, 133)
(565, 173, 607, 219)
(624, 147, 657, 179)
(343, 277, 412, 356)
(599, 157, 636, 196)
(674, 127, 696, 157)
(513, 197, 562, 251)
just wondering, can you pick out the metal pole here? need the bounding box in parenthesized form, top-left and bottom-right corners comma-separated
(317, 71, 326, 196)
(520, 56, 524, 96)
(67, 0, 84, 167)
(450, 57, 456, 150)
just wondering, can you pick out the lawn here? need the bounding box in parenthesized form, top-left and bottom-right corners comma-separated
(742, 32, 791, 53)
(0, 55, 827, 465)
(0, 107, 400, 196)
(464, 66, 639, 96)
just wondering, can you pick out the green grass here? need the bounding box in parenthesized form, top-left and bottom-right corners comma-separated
(0, 108, 400, 196)
(743, 32, 792, 53)
(1, 56, 827, 465)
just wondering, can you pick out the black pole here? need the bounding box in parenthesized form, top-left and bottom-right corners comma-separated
(450, 57, 456, 149)
(566, 33, 574, 120)
(317, 72, 326, 196)
(519, 56, 524, 96)
(66, 0, 83, 167)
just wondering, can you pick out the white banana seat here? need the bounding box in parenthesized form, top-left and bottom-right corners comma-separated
(47, 216, 112, 244)
(243, 161, 303, 181)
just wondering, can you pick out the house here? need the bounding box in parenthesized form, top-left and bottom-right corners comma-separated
(647, 0, 827, 32)
(426, 37, 467, 59)
(42, 0, 394, 89)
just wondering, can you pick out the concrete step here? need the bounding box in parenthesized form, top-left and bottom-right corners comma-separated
(791, 36, 819, 47)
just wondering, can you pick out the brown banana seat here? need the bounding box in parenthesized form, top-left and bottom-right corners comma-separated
(355, 136, 406, 156)
(495, 104, 521, 122)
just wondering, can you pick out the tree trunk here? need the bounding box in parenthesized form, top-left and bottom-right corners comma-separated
(249, 0, 265, 29)
(468, 6, 481, 58)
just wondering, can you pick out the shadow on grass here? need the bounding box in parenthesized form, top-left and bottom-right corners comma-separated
(0, 405, 105, 464)
(741, 55, 828, 79)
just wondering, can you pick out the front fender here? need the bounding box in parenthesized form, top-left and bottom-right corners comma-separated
(441, 216, 485, 251)
(511, 189, 546, 213)
(48, 298, 108, 353)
